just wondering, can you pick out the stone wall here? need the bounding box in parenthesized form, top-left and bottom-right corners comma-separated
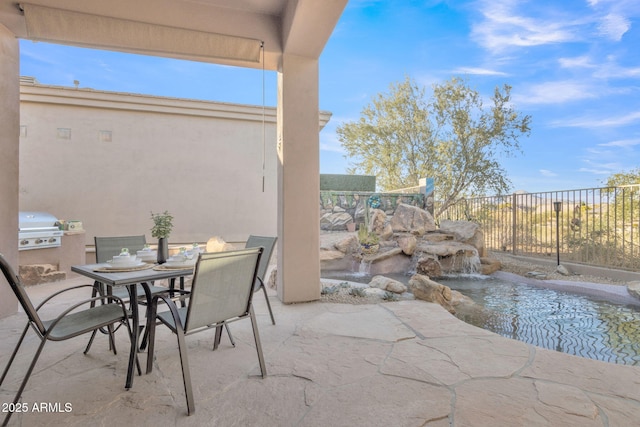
(320, 191, 425, 231)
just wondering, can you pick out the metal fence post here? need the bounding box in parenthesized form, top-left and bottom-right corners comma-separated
(553, 201, 562, 266)
(511, 192, 517, 255)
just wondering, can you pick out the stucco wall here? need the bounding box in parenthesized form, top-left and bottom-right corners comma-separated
(18, 79, 329, 249)
(0, 25, 20, 317)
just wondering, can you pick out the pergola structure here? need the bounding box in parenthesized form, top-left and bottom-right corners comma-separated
(0, 0, 348, 317)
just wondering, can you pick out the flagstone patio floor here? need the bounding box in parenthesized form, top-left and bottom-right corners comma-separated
(1, 276, 639, 426)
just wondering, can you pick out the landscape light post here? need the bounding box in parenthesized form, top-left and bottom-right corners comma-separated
(553, 201, 562, 266)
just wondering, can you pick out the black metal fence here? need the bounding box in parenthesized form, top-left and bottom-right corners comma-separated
(438, 185, 640, 271)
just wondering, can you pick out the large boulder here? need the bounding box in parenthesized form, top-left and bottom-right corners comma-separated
(628, 281, 640, 300)
(363, 248, 411, 276)
(397, 234, 417, 255)
(368, 275, 408, 294)
(408, 274, 454, 313)
(450, 289, 474, 307)
(320, 211, 354, 231)
(415, 240, 478, 258)
(422, 232, 454, 243)
(320, 233, 355, 271)
(439, 220, 479, 241)
(416, 256, 442, 278)
(369, 208, 387, 234)
(480, 257, 501, 275)
(390, 203, 436, 235)
(334, 234, 359, 254)
(320, 249, 346, 262)
(379, 223, 394, 241)
(439, 220, 486, 257)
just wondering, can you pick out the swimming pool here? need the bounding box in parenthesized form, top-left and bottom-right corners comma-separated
(322, 270, 640, 365)
(439, 275, 640, 365)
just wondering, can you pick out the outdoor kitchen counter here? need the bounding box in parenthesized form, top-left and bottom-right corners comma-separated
(18, 230, 86, 282)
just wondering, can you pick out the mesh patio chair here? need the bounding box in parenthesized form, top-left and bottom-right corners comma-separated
(145, 248, 267, 415)
(0, 253, 136, 427)
(245, 235, 277, 325)
(222, 235, 277, 347)
(86, 235, 186, 353)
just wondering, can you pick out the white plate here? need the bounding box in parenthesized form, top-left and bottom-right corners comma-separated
(104, 261, 146, 270)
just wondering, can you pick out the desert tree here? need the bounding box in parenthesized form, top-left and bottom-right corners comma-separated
(337, 76, 531, 216)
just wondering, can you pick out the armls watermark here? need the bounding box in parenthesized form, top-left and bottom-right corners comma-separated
(2, 402, 72, 413)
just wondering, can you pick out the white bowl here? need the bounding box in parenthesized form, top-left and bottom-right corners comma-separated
(137, 250, 157, 259)
(166, 255, 196, 266)
(111, 255, 139, 266)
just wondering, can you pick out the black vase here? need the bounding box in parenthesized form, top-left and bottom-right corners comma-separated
(157, 238, 168, 264)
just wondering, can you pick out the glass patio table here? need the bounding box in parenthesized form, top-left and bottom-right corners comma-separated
(71, 263, 193, 389)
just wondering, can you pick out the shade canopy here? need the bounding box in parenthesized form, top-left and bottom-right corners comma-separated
(21, 3, 263, 64)
(0, 0, 348, 70)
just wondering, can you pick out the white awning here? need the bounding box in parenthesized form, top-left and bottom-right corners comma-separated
(21, 3, 262, 64)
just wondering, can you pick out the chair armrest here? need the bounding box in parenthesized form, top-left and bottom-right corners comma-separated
(150, 294, 185, 331)
(167, 289, 191, 298)
(34, 284, 99, 311)
(41, 294, 129, 334)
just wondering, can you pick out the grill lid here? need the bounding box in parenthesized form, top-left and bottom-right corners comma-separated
(19, 211, 60, 231)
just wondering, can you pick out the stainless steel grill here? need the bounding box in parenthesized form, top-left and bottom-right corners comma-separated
(18, 211, 63, 251)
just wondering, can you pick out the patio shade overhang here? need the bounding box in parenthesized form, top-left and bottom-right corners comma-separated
(1, 0, 347, 68)
(19, 3, 264, 66)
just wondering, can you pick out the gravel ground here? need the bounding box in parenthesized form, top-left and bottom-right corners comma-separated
(319, 281, 394, 305)
(487, 251, 626, 286)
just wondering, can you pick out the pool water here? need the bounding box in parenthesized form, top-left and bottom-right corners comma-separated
(439, 276, 640, 366)
(322, 271, 640, 365)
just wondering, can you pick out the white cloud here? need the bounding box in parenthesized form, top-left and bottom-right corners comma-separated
(539, 169, 557, 177)
(578, 167, 616, 175)
(514, 81, 597, 105)
(579, 158, 623, 174)
(472, 0, 640, 55)
(558, 111, 640, 128)
(578, 150, 632, 177)
(593, 62, 640, 79)
(558, 53, 640, 80)
(558, 55, 594, 68)
(599, 138, 640, 148)
(320, 127, 346, 154)
(587, 0, 640, 41)
(471, 0, 579, 52)
(597, 13, 631, 41)
(453, 67, 508, 76)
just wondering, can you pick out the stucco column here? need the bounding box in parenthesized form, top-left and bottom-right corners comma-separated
(276, 54, 320, 303)
(0, 24, 19, 317)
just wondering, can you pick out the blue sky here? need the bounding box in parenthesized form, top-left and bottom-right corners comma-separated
(19, 0, 640, 193)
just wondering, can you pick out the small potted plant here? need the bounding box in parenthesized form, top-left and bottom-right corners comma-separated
(151, 210, 173, 264)
(357, 223, 379, 255)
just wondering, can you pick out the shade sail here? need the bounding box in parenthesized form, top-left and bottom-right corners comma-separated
(21, 3, 262, 63)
